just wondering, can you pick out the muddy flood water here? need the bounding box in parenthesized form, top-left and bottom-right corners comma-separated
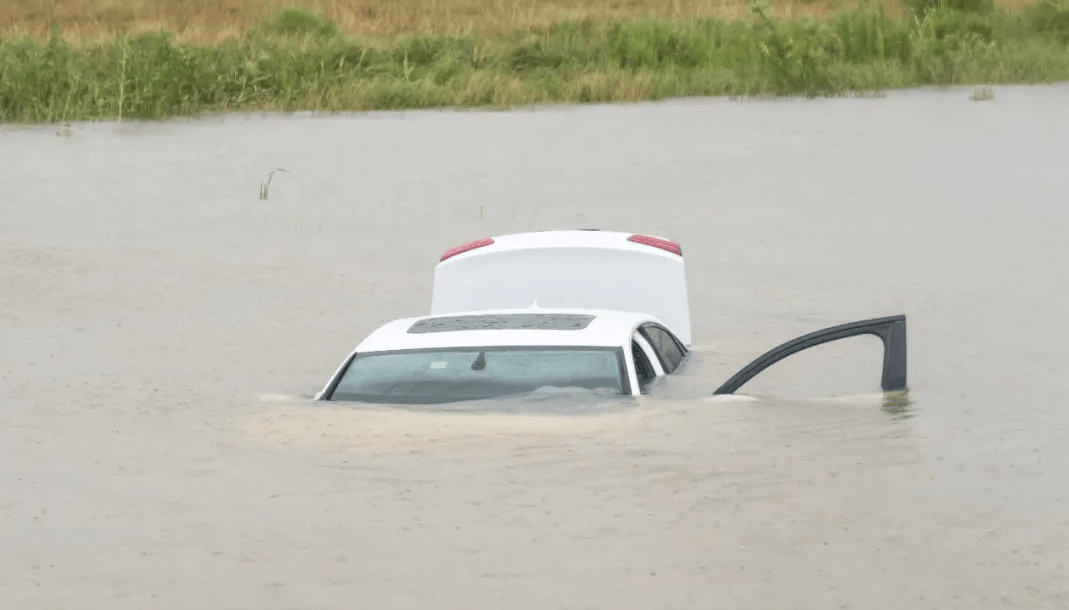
(2, 85, 1069, 609)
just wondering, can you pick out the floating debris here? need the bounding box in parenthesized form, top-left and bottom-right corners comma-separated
(259, 168, 288, 200)
(970, 87, 995, 102)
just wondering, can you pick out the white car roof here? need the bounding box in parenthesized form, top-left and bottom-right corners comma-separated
(354, 307, 664, 353)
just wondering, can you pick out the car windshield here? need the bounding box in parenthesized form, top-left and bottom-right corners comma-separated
(327, 347, 626, 404)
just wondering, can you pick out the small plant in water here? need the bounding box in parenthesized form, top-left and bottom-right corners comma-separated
(259, 168, 288, 200)
(970, 86, 994, 101)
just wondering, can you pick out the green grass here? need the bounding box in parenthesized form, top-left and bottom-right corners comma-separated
(2, 1, 1068, 123)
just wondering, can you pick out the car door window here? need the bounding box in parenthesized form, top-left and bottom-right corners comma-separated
(640, 325, 685, 373)
(631, 340, 655, 391)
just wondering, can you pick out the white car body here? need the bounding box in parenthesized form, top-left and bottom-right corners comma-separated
(318, 229, 908, 402)
(316, 307, 685, 399)
(317, 230, 692, 402)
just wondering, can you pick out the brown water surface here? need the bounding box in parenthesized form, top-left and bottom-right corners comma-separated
(2, 86, 1068, 609)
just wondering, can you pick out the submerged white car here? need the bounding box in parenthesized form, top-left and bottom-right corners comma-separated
(318, 308, 687, 404)
(318, 230, 907, 404)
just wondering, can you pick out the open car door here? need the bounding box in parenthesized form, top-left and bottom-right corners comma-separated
(714, 315, 907, 395)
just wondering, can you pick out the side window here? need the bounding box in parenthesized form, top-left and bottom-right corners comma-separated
(641, 325, 685, 373)
(631, 341, 655, 391)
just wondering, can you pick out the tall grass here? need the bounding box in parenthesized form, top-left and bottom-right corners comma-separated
(1, 0, 914, 44)
(1, 2, 1067, 123)
(0, 0, 1049, 44)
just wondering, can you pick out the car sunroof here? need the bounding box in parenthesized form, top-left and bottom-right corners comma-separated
(407, 313, 596, 334)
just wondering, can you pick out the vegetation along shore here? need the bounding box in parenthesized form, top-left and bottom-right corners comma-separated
(1, 0, 1067, 123)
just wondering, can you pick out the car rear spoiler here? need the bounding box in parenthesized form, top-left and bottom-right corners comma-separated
(714, 315, 907, 395)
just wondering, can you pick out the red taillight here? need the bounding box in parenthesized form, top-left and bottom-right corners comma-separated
(440, 237, 495, 262)
(628, 234, 682, 256)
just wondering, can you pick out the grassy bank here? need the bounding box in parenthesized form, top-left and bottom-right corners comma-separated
(1, 0, 922, 43)
(2, 0, 1068, 123)
(0, 0, 1049, 43)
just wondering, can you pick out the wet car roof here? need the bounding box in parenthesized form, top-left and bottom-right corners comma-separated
(353, 308, 663, 353)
